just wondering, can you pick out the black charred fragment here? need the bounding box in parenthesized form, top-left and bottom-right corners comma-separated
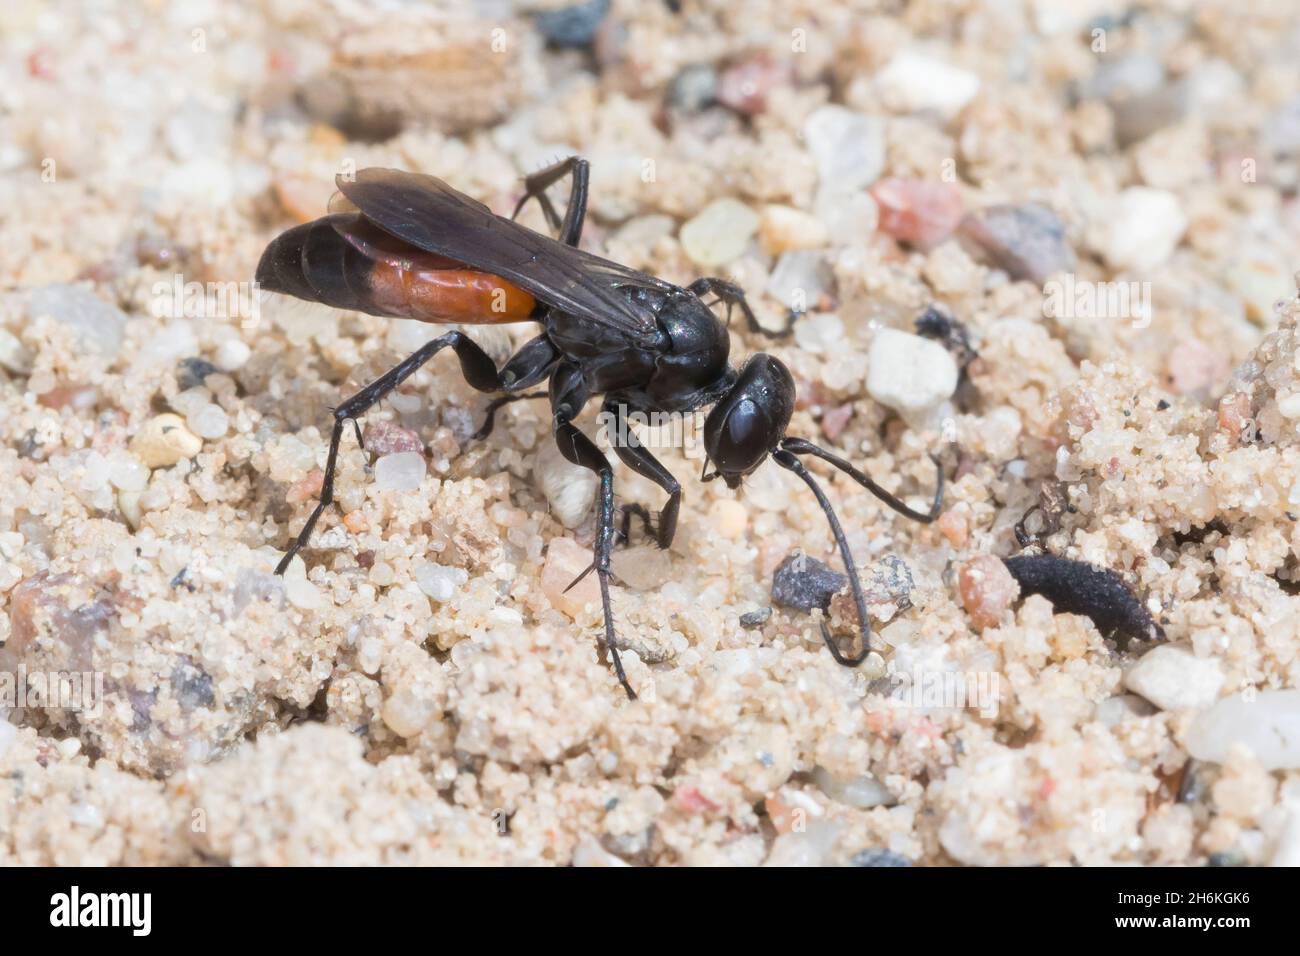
(1014, 482, 1069, 548)
(1001, 554, 1165, 644)
(1170, 518, 1229, 547)
(916, 304, 977, 411)
(915, 305, 976, 370)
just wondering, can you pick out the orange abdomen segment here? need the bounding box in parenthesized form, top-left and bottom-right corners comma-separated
(369, 259, 536, 324)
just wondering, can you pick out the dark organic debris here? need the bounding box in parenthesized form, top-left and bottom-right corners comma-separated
(772, 552, 847, 612)
(1014, 481, 1069, 548)
(1001, 554, 1165, 644)
(915, 304, 976, 370)
(1171, 518, 1229, 548)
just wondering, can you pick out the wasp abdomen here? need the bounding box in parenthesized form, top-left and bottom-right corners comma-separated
(256, 214, 536, 324)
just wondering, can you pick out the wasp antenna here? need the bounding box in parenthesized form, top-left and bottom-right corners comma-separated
(780, 437, 943, 523)
(772, 448, 873, 667)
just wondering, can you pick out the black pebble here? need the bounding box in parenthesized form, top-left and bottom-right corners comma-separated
(772, 553, 847, 612)
(739, 607, 772, 629)
(1002, 554, 1165, 644)
(177, 357, 218, 390)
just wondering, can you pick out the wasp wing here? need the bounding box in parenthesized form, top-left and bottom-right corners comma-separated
(331, 168, 675, 345)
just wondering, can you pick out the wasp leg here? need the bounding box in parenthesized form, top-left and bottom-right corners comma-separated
(277, 332, 557, 574)
(550, 365, 635, 699)
(688, 276, 794, 338)
(511, 156, 589, 247)
(472, 390, 550, 441)
(617, 503, 657, 547)
(779, 437, 944, 523)
(601, 398, 681, 550)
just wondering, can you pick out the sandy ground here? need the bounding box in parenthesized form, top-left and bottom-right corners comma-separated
(2, 0, 1300, 866)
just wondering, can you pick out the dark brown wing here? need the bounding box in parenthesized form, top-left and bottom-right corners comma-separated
(332, 168, 676, 345)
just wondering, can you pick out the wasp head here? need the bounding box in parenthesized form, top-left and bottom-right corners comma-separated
(703, 354, 795, 489)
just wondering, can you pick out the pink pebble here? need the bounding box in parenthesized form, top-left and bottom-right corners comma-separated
(716, 53, 791, 117)
(362, 420, 423, 455)
(871, 178, 964, 250)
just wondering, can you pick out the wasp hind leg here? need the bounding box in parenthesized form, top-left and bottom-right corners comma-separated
(550, 366, 636, 699)
(276, 332, 557, 574)
(512, 157, 589, 247)
(472, 390, 550, 441)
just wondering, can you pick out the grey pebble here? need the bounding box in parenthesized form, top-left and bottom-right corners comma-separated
(958, 203, 1075, 285)
(850, 849, 912, 867)
(535, 0, 610, 48)
(772, 552, 847, 612)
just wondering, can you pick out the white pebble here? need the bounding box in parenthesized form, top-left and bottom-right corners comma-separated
(170, 388, 210, 418)
(78, 451, 110, 492)
(215, 338, 251, 371)
(814, 185, 879, 244)
(107, 452, 150, 492)
(358, 637, 383, 675)
(69, 802, 103, 828)
(759, 204, 828, 255)
(876, 52, 980, 118)
(766, 250, 834, 312)
(0, 721, 16, 760)
(268, 435, 317, 482)
(1095, 187, 1187, 272)
(764, 821, 843, 867)
(374, 451, 426, 491)
(1186, 689, 1300, 770)
(381, 689, 435, 739)
(792, 312, 844, 354)
(0, 329, 32, 374)
(804, 105, 885, 192)
(866, 328, 959, 414)
(533, 438, 598, 528)
(813, 766, 894, 808)
(415, 562, 468, 602)
(133, 320, 198, 370)
(679, 198, 760, 268)
(282, 557, 324, 610)
(28, 284, 127, 356)
(1124, 644, 1223, 711)
(188, 403, 229, 439)
(129, 414, 203, 468)
(1272, 809, 1300, 866)
(573, 836, 629, 867)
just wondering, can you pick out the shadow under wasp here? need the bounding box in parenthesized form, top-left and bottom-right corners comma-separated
(255, 157, 944, 698)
